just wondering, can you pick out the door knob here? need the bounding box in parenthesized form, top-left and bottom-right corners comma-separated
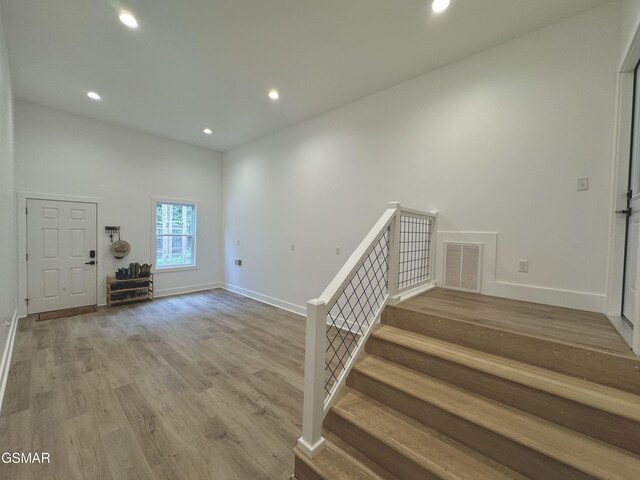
(85, 261, 96, 265)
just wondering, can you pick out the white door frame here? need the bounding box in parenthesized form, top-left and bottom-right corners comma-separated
(607, 24, 640, 355)
(18, 192, 104, 318)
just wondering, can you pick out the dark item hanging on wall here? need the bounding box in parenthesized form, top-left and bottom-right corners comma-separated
(105, 226, 120, 243)
(106, 225, 131, 259)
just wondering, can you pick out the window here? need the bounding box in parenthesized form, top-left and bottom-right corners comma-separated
(154, 200, 197, 270)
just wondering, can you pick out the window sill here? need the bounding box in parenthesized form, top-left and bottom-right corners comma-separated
(154, 265, 199, 273)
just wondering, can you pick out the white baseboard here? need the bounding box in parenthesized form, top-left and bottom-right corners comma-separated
(482, 281, 606, 312)
(222, 283, 306, 317)
(96, 282, 224, 307)
(390, 282, 436, 305)
(220, 280, 604, 321)
(0, 309, 19, 416)
(154, 282, 224, 299)
(435, 231, 606, 312)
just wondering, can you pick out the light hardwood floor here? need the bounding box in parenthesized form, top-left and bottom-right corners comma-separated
(400, 288, 632, 355)
(0, 290, 305, 480)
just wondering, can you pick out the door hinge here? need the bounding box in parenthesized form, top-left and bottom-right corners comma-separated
(24, 298, 29, 305)
(628, 190, 633, 200)
(25, 207, 28, 215)
(26, 253, 28, 261)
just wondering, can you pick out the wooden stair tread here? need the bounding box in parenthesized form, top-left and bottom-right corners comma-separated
(387, 304, 635, 357)
(396, 293, 631, 356)
(294, 433, 399, 480)
(353, 354, 640, 480)
(331, 388, 529, 480)
(382, 306, 640, 394)
(372, 324, 640, 422)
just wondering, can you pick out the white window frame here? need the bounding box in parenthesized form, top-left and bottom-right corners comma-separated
(151, 196, 198, 272)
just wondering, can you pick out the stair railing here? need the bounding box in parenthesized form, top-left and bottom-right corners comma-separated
(297, 202, 437, 458)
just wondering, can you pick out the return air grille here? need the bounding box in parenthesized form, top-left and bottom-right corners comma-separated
(444, 243, 482, 293)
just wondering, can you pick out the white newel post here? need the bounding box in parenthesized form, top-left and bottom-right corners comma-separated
(297, 299, 327, 458)
(388, 202, 401, 304)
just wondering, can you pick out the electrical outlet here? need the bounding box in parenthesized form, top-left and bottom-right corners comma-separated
(336, 247, 341, 256)
(236, 240, 240, 246)
(234, 259, 242, 266)
(518, 259, 529, 273)
(577, 177, 589, 191)
(291, 244, 295, 251)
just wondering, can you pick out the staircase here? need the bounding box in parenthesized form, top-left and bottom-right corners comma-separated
(293, 304, 640, 479)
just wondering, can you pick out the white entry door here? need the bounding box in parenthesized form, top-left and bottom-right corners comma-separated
(622, 63, 640, 328)
(27, 199, 97, 314)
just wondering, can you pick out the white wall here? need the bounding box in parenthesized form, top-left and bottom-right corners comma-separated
(621, 0, 640, 65)
(15, 101, 223, 312)
(223, 3, 620, 313)
(0, 6, 17, 405)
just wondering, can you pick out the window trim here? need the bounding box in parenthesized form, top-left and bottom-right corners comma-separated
(151, 196, 199, 273)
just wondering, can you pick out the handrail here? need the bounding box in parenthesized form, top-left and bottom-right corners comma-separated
(297, 202, 437, 459)
(319, 207, 396, 305)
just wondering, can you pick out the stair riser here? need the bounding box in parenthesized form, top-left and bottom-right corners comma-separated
(325, 410, 442, 480)
(382, 307, 640, 395)
(348, 370, 594, 480)
(366, 336, 640, 455)
(294, 457, 324, 480)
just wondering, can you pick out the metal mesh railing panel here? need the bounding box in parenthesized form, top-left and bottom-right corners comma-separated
(324, 227, 391, 395)
(398, 214, 433, 289)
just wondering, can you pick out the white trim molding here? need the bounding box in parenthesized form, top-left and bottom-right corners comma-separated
(222, 283, 306, 317)
(154, 282, 223, 299)
(0, 310, 19, 416)
(151, 196, 199, 273)
(97, 282, 224, 306)
(605, 72, 634, 319)
(607, 15, 640, 354)
(485, 282, 606, 313)
(390, 282, 436, 305)
(436, 231, 605, 312)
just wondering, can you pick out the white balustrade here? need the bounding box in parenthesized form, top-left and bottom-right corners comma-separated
(297, 202, 437, 457)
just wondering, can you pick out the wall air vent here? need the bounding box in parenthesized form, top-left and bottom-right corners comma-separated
(443, 243, 483, 293)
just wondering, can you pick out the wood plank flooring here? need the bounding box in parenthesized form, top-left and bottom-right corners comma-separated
(0, 290, 305, 480)
(400, 288, 632, 355)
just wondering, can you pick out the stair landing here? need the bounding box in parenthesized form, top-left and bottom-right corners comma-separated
(398, 288, 632, 356)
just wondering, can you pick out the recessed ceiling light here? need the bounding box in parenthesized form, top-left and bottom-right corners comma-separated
(203, 128, 213, 135)
(87, 91, 101, 101)
(268, 89, 280, 101)
(432, 0, 451, 14)
(118, 10, 139, 29)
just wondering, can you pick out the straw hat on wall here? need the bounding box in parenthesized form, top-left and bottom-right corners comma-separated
(110, 240, 131, 258)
